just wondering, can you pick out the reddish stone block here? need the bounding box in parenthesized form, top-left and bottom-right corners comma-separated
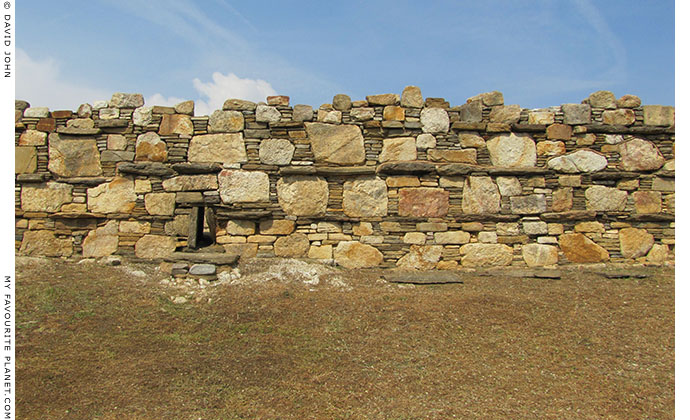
(36, 118, 55, 132)
(398, 188, 449, 218)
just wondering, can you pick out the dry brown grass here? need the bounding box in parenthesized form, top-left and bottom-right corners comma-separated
(16, 257, 674, 419)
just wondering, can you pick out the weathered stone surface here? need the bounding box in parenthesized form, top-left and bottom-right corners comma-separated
(118, 162, 175, 177)
(574, 222, 605, 233)
(133, 106, 153, 126)
(267, 95, 289, 106)
(616, 95, 641, 108)
(398, 188, 449, 218)
(274, 233, 310, 257)
(602, 109, 636, 126)
(332, 94, 352, 111)
(619, 228, 655, 259)
(317, 109, 341, 123)
(467, 91, 503, 106)
(175, 192, 203, 204)
(174, 100, 194, 115)
(343, 177, 388, 217)
(403, 232, 427, 245)
(652, 177, 674, 192)
(107, 134, 128, 150)
(218, 170, 269, 203)
(486, 133, 536, 167)
(101, 150, 135, 162)
(19, 130, 47, 146)
(462, 176, 500, 214)
(110, 93, 144, 108)
(208, 110, 243, 133)
(76, 103, 92, 118)
(222, 219, 254, 236)
(134, 235, 176, 259)
(293, 104, 313, 121)
(633, 191, 662, 214)
(458, 101, 483, 123)
(585, 186, 627, 211)
(546, 124, 572, 140)
(144, 192, 175, 215)
(643, 105, 674, 126)
(562, 103, 591, 125)
(434, 231, 470, 244)
(510, 194, 546, 215)
(135, 132, 167, 162)
(664, 194, 674, 214)
(528, 110, 555, 125)
(383, 105, 405, 121)
(523, 221, 548, 235)
(93, 101, 108, 110)
(19, 230, 72, 257)
(387, 176, 421, 188)
(496, 176, 522, 196)
(162, 174, 218, 191)
(379, 137, 417, 162)
(416, 134, 436, 149)
(15, 147, 37, 174)
(586, 90, 616, 109)
(277, 176, 329, 216)
(537, 141, 566, 156)
(100, 108, 120, 120)
(427, 149, 477, 164)
(256, 105, 281, 123)
(489, 105, 521, 124)
(188, 264, 216, 276)
(350, 107, 375, 121)
(188, 133, 247, 165)
(552, 188, 573, 212)
(603, 134, 624, 145)
(48, 134, 102, 177)
(458, 133, 485, 148)
(559, 233, 609, 263)
(87, 177, 137, 213)
(159, 114, 193, 135)
(24, 107, 50, 118)
(120, 221, 151, 234)
(223, 99, 256, 111)
(334, 242, 383, 269)
(646, 244, 669, 264)
(259, 138, 295, 166)
(21, 182, 72, 212)
(16, 100, 30, 112)
(82, 220, 119, 258)
(308, 245, 333, 259)
(366, 94, 399, 106)
(618, 138, 665, 171)
(401, 86, 423, 108)
(547, 150, 608, 173)
(165, 215, 190, 236)
(459, 243, 513, 267)
(258, 220, 294, 235)
(305, 123, 365, 165)
(420, 108, 450, 133)
(397, 245, 443, 270)
(522, 244, 559, 267)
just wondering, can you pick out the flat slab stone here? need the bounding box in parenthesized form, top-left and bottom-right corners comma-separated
(117, 162, 175, 177)
(189, 264, 217, 276)
(305, 123, 365, 165)
(384, 272, 464, 284)
(172, 163, 222, 174)
(165, 252, 240, 265)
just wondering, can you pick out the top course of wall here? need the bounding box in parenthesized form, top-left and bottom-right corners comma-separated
(14, 87, 675, 269)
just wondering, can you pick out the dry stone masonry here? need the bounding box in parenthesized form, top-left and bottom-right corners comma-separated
(14, 88, 675, 269)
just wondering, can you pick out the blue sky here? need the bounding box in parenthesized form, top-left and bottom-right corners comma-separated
(16, 0, 674, 115)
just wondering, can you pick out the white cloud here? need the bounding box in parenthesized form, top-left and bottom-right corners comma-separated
(16, 48, 111, 110)
(148, 72, 277, 116)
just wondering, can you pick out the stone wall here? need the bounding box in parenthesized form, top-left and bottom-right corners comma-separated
(14, 88, 675, 269)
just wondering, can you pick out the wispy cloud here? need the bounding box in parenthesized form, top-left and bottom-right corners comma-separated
(147, 72, 277, 115)
(16, 48, 111, 110)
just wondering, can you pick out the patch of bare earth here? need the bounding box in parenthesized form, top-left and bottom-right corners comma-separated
(16, 256, 673, 419)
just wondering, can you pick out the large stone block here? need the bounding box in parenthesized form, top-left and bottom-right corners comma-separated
(256, 105, 281, 123)
(643, 105, 674, 126)
(420, 108, 450, 133)
(618, 138, 665, 171)
(48, 133, 102, 177)
(208, 110, 244, 132)
(547, 150, 608, 173)
(292, 104, 314, 121)
(19, 230, 73, 257)
(398, 188, 449, 218)
(218, 170, 270, 203)
(522, 244, 559, 267)
(559, 233, 609, 263)
(586, 90, 616, 109)
(135, 132, 168, 162)
(159, 114, 194, 135)
(459, 243, 513, 267)
(401, 86, 423, 108)
(274, 233, 310, 258)
(19, 130, 47, 146)
(15, 147, 37, 174)
(462, 176, 500, 214)
(188, 133, 247, 165)
(397, 245, 443, 270)
(82, 220, 119, 258)
(486, 133, 536, 167)
(602, 109, 636, 126)
(162, 175, 218, 191)
(259, 139, 295, 166)
(144, 192, 176, 215)
(334, 241, 383, 268)
(528, 110, 555, 125)
(489, 105, 521, 124)
(619, 228, 655, 259)
(467, 91, 504, 106)
(87, 177, 137, 213)
(633, 191, 662, 214)
(305, 123, 365, 165)
(134, 235, 177, 259)
(585, 186, 627, 211)
(258, 220, 294, 235)
(434, 231, 470, 244)
(110, 93, 144, 108)
(277, 176, 329, 216)
(510, 194, 546, 215)
(21, 182, 73, 212)
(343, 177, 388, 217)
(366, 94, 399, 106)
(562, 103, 591, 125)
(379, 137, 417, 162)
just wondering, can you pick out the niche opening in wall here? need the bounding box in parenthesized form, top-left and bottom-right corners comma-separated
(187, 205, 217, 250)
